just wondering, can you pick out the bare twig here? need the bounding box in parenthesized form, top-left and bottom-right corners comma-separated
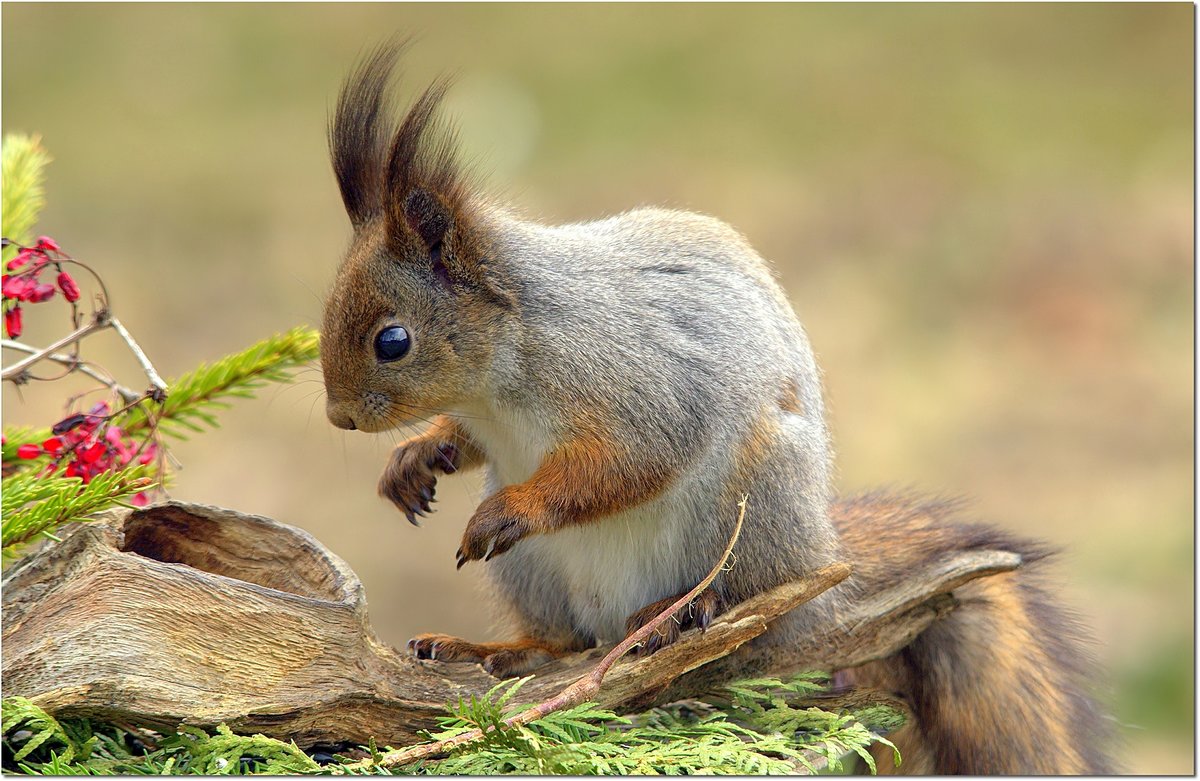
(108, 317, 167, 399)
(341, 496, 751, 772)
(1, 339, 141, 402)
(1, 314, 111, 381)
(3, 312, 168, 401)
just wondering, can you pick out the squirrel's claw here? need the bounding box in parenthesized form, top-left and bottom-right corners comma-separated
(433, 443, 459, 474)
(408, 633, 489, 664)
(380, 439, 458, 525)
(456, 492, 537, 567)
(625, 586, 723, 657)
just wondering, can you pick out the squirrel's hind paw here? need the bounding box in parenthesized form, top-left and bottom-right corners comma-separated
(625, 587, 723, 656)
(407, 633, 487, 663)
(406, 634, 563, 678)
(481, 647, 558, 679)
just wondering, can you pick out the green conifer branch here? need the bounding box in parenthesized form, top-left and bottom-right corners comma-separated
(1, 697, 92, 766)
(170, 724, 321, 774)
(1, 134, 51, 262)
(1, 426, 52, 466)
(1, 465, 158, 557)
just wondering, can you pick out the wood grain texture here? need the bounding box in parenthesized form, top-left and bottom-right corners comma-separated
(1, 501, 1021, 749)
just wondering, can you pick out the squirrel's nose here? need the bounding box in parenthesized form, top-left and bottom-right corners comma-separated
(326, 401, 358, 431)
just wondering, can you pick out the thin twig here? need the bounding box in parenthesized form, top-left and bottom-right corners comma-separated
(1, 339, 141, 402)
(342, 496, 749, 773)
(1, 314, 111, 381)
(107, 317, 167, 399)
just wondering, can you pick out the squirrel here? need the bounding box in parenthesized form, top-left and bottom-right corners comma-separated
(319, 44, 1116, 774)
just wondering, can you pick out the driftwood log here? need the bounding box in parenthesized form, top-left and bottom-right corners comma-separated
(1, 501, 1021, 749)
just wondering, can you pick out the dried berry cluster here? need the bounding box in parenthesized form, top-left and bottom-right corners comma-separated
(5, 399, 159, 505)
(2, 236, 82, 338)
(2, 236, 161, 506)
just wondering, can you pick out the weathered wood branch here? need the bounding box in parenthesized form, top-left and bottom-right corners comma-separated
(1, 501, 1021, 750)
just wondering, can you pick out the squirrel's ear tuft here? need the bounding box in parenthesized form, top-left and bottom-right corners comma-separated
(333, 43, 483, 287)
(383, 77, 479, 288)
(329, 42, 407, 228)
(384, 79, 469, 239)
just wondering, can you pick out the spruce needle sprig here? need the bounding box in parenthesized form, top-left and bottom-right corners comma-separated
(1, 464, 157, 555)
(1, 134, 50, 263)
(120, 326, 320, 440)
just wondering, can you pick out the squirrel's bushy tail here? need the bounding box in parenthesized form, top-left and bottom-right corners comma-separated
(833, 493, 1118, 774)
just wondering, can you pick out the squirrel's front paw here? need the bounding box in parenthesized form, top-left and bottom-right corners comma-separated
(456, 490, 543, 568)
(378, 440, 460, 525)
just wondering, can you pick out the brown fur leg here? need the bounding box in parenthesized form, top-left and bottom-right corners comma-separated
(456, 427, 678, 566)
(624, 587, 723, 656)
(406, 633, 567, 678)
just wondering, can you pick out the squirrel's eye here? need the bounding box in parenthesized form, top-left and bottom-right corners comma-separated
(374, 326, 411, 363)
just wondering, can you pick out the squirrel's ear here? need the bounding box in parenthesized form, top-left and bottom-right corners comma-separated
(402, 187, 454, 285)
(403, 188, 451, 252)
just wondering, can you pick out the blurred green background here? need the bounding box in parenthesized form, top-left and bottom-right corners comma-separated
(3, 3, 1192, 772)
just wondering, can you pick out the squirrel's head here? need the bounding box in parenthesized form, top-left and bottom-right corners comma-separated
(321, 44, 512, 433)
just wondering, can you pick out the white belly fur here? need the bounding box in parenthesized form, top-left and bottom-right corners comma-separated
(516, 493, 693, 642)
(455, 407, 694, 643)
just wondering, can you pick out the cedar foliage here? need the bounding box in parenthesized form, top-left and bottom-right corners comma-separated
(2, 676, 900, 775)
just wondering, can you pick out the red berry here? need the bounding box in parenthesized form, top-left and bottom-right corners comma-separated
(5, 305, 22, 338)
(6, 249, 35, 271)
(80, 442, 107, 465)
(27, 283, 55, 303)
(34, 236, 60, 252)
(2, 274, 33, 300)
(42, 437, 64, 453)
(57, 271, 81, 302)
(16, 443, 41, 459)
